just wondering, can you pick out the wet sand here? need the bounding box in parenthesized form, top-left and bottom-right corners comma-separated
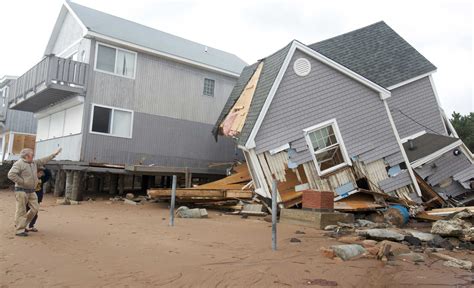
(0, 190, 473, 287)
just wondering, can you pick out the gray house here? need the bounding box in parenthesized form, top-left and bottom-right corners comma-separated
(7, 1, 246, 197)
(0, 76, 37, 162)
(214, 22, 473, 206)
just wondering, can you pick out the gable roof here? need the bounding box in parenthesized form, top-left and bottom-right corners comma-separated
(213, 43, 292, 146)
(309, 21, 436, 88)
(61, 2, 246, 76)
(404, 133, 461, 163)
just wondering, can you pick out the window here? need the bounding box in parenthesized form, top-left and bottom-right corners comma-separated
(95, 43, 136, 78)
(0, 87, 7, 107)
(90, 104, 133, 138)
(304, 119, 350, 175)
(203, 78, 215, 96)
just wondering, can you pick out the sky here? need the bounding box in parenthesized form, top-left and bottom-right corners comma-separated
(0, 0, 472, 115)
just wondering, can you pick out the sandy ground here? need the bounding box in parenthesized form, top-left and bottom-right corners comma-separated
(0, 190, 473, 288)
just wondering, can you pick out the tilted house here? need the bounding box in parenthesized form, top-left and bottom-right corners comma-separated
(6, 1, 247, 196)
(0, 76, 37, 162)
(214, 22, 474, 206)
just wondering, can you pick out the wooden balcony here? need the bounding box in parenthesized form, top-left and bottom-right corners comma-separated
(9, 56, 88, 112)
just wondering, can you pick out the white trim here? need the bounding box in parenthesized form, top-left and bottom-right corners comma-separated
(383, 100, 422, 196)
(440, 108, 459, 138)
(87, 31, 241, 78)
(63, 1, 89, 37)
(89, 103, 134, 139)
(303, 118, 351, 176)
(56, 38, 83, 58)
(427, 75, 452, 136)
(34, 96, 84, 119)
(94, 42, 138, 79)
(269, 143, 290, 155)
(460, 144, 474, 163)
(400, 130, 426, 143)
(245, 40, 391, 149)
(411, 140, 463, 168)
(247, 148, 271, 198)
(387, 71, 436, 90)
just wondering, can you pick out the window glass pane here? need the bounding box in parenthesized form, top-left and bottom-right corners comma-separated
(112, 109, 132, 137)
(92, 106, 112, 134)
(96, 45, 116, 73)
(116, 50, 135, 77)
(315, 146, 344, 171)
(203, 78, 215, 96)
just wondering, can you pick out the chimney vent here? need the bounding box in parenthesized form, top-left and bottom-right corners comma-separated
(408, 139, 415, 150)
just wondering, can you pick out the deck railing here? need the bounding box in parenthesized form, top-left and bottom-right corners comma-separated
(9, 55, 88, 105)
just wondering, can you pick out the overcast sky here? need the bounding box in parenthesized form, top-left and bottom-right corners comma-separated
(0, 0, 472, 115)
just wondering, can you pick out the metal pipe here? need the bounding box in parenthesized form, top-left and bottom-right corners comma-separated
(169, 175, 177, 227)
(272, 179, 278, 251)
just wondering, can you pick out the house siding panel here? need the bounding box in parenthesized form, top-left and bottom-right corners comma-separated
(3, 109, 36, 134)
(378, 170, 412, 193)
(90, 48, 236, 125)
(388, 77, 446, 139)
(255, 50, 401, 166)
(82, 111, 239, 168)
(52, 11, 83, 55)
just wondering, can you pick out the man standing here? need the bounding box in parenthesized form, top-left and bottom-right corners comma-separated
(8, 147, 61, 236)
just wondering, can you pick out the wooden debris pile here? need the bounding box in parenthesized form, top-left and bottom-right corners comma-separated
(147, 164, 257, 213)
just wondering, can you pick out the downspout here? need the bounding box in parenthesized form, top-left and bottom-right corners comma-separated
(383, 99, 422, 197)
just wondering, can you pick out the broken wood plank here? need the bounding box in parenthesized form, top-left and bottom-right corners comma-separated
(148, 188, 253, 199)
(425, 207, 474, 216)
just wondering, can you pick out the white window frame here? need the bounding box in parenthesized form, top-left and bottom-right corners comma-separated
(94, 42, 138, 79)
(89, 103, 134, 139)
(303, 119, 351, 176)
(0, 86, 7, 107)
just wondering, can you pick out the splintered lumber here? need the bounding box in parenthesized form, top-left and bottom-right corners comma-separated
(416, 173, 446, 208)
(425, 207, 474, 216)
(148, 188, 252, 199)
(334, 192, 386, 212)
(147, 163, 253, 202)
(220, 62, 263, 137)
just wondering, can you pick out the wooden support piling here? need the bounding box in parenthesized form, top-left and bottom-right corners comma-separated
(118, 175, 125, 195)
(53, 169, 66, 197)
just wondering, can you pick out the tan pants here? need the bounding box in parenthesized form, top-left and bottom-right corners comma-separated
(15, 192, 39, 234)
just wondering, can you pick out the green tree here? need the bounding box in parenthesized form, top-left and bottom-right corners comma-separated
(450, 112, 474, 152)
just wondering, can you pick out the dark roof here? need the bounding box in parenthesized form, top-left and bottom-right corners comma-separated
(213, 43, 292, 146)
(403, 133, 460, 162)
(309, 21, 436, 88)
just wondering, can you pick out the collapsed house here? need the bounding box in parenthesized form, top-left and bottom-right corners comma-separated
(5, 1, 247, 199)
(213, 21, 474, 208)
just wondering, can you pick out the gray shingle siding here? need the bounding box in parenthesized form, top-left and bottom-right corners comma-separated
(254, 50, 402, 166)
(309, 21, 436, 88)
(385, 151, 405, 167)
(434, 181, 467, 198)
(378, 170, 412, 193)
(453, 166, 474, 184)
(388, 77, 446, 139)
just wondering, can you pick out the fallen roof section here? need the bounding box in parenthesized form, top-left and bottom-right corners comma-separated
(309, 21, 436, 88)
(403, 133, 461, 164)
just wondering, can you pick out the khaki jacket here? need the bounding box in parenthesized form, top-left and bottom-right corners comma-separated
(8, 153, 56, 190)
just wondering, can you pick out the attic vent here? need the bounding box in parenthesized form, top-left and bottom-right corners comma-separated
(293, 58, 311, 76)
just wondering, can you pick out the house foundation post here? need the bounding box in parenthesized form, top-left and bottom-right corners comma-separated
(54, 169, 66, 197)
(65, 170, 73, 200)
(71, 171, 84, 201)
(118, 175, 125, 195)
(109, 174, 118, 195)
